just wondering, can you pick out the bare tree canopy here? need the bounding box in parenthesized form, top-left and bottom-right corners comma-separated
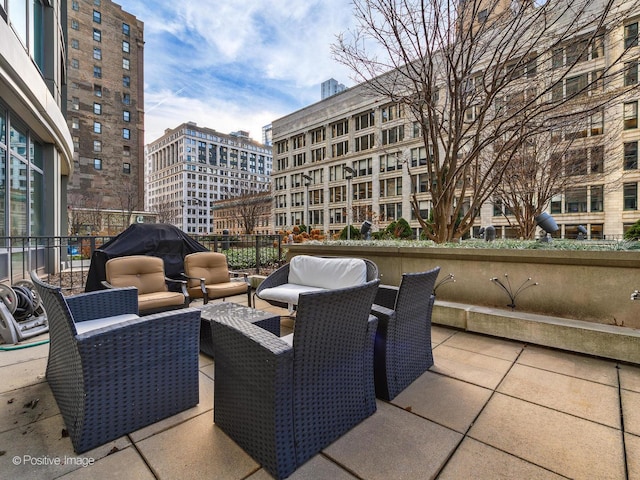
(334, 0, 640, 242)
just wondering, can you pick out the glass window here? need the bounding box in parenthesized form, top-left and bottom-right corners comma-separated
(122, 58, 130, 70)
(93, 141, 101, 152)
(565, 187, 587, 213)
(123, 111, 130, 122)
(625, 61, 638, 86)
(71, 39, 79, 49)
(123, 128, 130, 140)
(93, 10, 101, 23)
(624, 141, 638, 170)
(93, 28, 101, 42)
(93, 122, 101, 134)
(625, 22, 638, 49)
(93, 66, 102, 78)
(123, 75, 130, 88)
(72, 0, 79, 10)
(71, 58, 79, 69)
(71, 97, 79, 110)
(590, 185, 603, 212)
(94, 0, 101, 5)
(94, 85, 102, 97)
(93, 103, 101, 115)
(93, 47, 101, 60)
(625, 101, 638, 129)
(9, 0, 27, 45)
(122, 41, 130, 53)
(624, 182, 637, 210)
(72, 118, 79, 129)
(122, 23, 130, 36)
(123, 93, 131, 105)
(94, 158, 102, 170)
(71, 20, 79, 30)
(123, 162, 131, 174)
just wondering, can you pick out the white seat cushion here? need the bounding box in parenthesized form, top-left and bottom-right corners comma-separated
(258, 283, 326, 306)
(75, 314, 140, 335)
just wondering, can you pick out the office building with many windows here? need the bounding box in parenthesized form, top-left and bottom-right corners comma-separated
(145, 123, 272, 234)
(66, 0, 144, 232)
(272, 6, 640, 240)
(0, 0, 73, 241)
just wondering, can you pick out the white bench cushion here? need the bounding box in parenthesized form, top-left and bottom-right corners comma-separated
(75, 314, 140, 335)
(288, 256, 367, 290)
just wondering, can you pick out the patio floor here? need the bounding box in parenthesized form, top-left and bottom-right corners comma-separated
(1, 293, 639, 479)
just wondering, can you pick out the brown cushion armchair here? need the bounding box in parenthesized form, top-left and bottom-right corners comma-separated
(102, 255, 189, 315)
(182, 252, 249, 304)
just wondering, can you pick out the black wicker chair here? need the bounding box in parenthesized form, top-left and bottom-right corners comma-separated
(255, 255, 379, 310)
(30, 271, 201, 453)
(371, 267, 441, 401)
(211, 279, 380, 479)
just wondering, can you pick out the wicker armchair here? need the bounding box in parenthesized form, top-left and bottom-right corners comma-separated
(371, 267, 441, 401)
(255, 255, 379, 310)
(30, 271, 201, 453)
(211, 279, 380, 479)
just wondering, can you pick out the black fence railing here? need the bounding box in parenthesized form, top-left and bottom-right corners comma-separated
(0, 234, 284, 295)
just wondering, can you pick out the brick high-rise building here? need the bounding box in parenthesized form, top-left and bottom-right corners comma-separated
(66, 0, 144, 232)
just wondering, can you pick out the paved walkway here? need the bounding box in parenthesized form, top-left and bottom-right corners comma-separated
(1, 294, 638, 479)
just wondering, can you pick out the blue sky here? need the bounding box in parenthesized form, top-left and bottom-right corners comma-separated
(114, 0, 358, 144)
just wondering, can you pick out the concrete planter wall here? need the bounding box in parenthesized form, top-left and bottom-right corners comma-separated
(287, 243, 640, 363)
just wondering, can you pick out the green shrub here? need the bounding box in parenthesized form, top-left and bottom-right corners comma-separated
(624, 219, 640, 240)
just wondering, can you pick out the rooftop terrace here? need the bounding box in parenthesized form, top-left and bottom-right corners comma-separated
(1, 294, 639, 479)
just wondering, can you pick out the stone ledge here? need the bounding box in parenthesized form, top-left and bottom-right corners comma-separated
(433, 300, 640, 364)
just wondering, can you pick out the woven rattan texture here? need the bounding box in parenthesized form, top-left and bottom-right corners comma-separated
(372, 267, 440, 401)
(31, 272, 201, 453)
(212, 279, 380, 479)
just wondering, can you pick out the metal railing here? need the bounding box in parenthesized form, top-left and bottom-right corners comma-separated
(0, 234, 284, 295)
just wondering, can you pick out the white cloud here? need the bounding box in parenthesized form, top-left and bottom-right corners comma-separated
(115, 0, 360, 144)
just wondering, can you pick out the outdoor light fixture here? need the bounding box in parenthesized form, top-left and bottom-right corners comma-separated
(535, 213, 559, 242)
(343, 166, 355, 240)
(360, 220, 372, 240)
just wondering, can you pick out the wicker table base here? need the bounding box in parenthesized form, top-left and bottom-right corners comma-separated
(197, 302, 281, 357)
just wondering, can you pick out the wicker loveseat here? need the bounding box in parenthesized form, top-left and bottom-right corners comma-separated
(256, 255, 379, 310)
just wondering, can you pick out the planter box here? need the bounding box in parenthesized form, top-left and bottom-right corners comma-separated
(287, 244, 640, 363)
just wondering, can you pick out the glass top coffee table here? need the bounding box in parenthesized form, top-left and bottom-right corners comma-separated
(197, 302, 281, 357)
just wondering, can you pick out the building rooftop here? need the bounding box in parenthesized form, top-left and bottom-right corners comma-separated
(1, 294, 639, 479)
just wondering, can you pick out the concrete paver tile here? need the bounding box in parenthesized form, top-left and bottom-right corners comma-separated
(198, 352, 213, 368)
(392, 371, 493, 433)
(498, 363, 620, 428)
(0, 381, 58, 433)
(439, 331, 524, 361)
(431, 344, 513, 389)
(1, 357, 47, 391)
(627, 433, 640, 480)
(622, 389, 640, 437)
(517, 345, 619, 386)
(136, 412, 259, 480)
(200, 362, 215, 381)
(323, 401, 462, 480)
(0, 339, 49, 367)
(58, 446, 155, 479)
(431, 326, 458, 346)
(620, 363, 640, 393)
(0, 413, 130, 480)
(437, 437, 566, 480)
(247, 455, 358, 480)
(469, 393, 625, 479)
(129, 371, 214, 442)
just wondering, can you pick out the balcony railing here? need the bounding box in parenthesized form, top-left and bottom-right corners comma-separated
(0, 234, 284, 295)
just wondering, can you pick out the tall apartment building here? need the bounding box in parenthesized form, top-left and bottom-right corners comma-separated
(66, 0, 144, 229)
(146, 123, 272, 234)
(321, 78, 346, 100)
(0, 0, 73, 242)
(272, 6, 640, 240)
